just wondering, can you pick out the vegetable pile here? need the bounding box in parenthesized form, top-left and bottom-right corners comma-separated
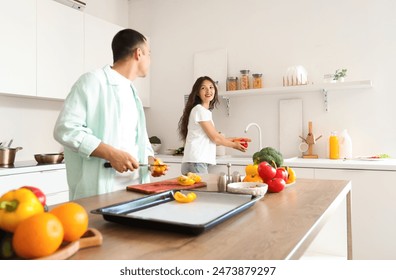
(0, 187, 89, 259)
(247, 147, 296, 193)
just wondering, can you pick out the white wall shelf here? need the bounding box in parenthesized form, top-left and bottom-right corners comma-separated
(220, 80, 372, 114)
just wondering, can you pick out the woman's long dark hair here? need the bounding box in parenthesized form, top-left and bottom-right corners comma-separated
(178, 76, 220, 141)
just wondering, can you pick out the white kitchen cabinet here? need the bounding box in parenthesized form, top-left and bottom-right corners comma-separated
(289, 165, 396, 259)
(291, 167, 314, 179)
(0, 0, 36, 97)
(314, 168, 396, 260)
(37, 0, 84, 100)
(83, 14, 121, 73)
(209, 164, 245, 178)
(0, 169, 69, 206)
(84, 14, 151, 107)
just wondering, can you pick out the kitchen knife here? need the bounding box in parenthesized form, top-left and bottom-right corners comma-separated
(103, 162, 167, 168)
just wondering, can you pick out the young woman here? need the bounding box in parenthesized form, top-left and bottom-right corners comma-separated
(178, 76, 249, 174)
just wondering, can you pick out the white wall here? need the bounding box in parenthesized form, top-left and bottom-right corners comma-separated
(2, 0, 396, 161)
(129, 0, 396, 159)
(0, 0, 128, 161)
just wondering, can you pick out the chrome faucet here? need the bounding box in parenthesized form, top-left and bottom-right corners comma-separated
(244, 123, 262, 151)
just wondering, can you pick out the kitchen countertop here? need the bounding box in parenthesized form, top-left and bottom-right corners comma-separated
(62, 176, 351, 260)
(2, 154, 395, 177)
(157, 154, 396, 171)
(0, 161, 66, 176)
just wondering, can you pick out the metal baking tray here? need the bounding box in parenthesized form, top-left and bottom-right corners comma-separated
(91, 190, 263, 234)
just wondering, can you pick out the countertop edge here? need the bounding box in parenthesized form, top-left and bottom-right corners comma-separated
(0, 162, 66, 176)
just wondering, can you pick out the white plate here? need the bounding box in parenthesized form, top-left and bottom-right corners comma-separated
(227, 182, 268, 196)
(356, 157, 388, 161)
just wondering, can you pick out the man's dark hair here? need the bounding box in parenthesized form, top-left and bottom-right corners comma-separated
(111, 28, 147, 63)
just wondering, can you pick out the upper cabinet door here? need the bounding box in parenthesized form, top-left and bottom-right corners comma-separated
(84, 14, 122, 72)
(84, 14, 150, 107)
(0, 0, 36, 96)
(37, 0, 84, 100)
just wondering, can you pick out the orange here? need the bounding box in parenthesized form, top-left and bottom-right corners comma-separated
(12, 212, 64, 259)
(50, 202, 88, 242)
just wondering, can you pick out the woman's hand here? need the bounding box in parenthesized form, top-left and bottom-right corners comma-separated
(233, 141, 248, 152)
(231, 137, 251, 151)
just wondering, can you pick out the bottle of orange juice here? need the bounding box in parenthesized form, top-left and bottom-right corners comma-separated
(329, 131, 339, 159)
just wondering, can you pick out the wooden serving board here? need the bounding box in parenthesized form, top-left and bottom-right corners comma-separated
(34, 228, 102, 260)
(126, 179, 207, 194)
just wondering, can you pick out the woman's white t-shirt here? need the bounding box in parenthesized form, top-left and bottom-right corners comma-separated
(182, 104, 216, 165)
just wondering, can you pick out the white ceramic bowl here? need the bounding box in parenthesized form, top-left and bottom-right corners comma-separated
(151, 144, 161, 154)
(227, 182, 268, 196)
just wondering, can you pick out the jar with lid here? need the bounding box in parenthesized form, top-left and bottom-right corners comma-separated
(226, 77, 238, 91)
(252, 73, 263, 89)
(239, 70, 250, 90)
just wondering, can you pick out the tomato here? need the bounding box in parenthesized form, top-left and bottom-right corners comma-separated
(258, 161, 276, 181)
(274, 167, 288, 181)
(267, 177, 286, 193)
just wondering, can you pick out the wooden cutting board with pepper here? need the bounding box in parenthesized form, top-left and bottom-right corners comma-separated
(126, 178, 207, 194)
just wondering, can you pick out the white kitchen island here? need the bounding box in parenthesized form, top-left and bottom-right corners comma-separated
(157, 154, 396, 260)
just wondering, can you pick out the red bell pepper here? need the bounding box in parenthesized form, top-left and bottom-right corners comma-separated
(20, 186, 46, 207)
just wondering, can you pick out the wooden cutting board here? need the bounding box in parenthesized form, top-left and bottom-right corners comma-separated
(34, 228, 102, 260)
(127, 178, 207, 194)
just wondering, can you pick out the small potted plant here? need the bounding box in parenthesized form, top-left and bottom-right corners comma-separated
(149, 136, 161, 154)
(333, 68, 347, 82)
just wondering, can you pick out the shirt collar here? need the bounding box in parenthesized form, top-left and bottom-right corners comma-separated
(103, 64, 132, 88)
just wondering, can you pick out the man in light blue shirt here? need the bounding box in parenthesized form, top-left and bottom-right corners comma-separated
(54, 29, 165, 200)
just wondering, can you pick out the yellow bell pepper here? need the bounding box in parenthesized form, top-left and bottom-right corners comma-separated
(173, 191, 197, 203)
(0, 188, 44, 232)
(177, 175, 195, 186)
(285, 166, 296, 184)
(243, 164, 263, 183)
(187, 172, 201, 183)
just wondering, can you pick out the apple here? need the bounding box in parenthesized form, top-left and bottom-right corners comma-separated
(258, 161, 276, 181)
(267, 177, 286, 193)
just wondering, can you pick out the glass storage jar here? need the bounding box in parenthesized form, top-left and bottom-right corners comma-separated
(239, 70, 250, 90)
(252, 73, 263, 89)
(226, 77, 238, 91)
